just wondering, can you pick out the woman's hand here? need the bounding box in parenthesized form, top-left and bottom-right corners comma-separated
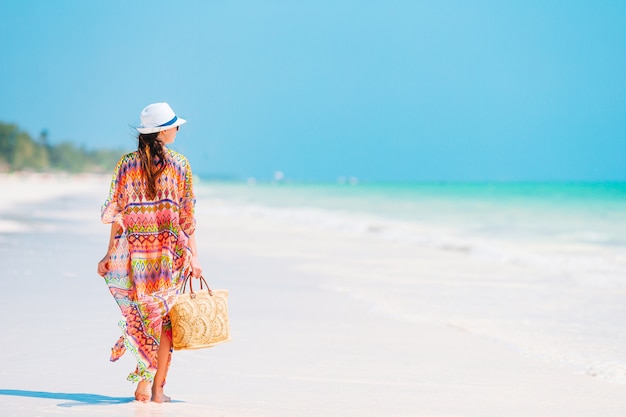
(97, 254, 111, 277)
(191, 257, 203, 278)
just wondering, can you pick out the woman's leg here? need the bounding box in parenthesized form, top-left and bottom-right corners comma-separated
(151, 326, 173, 403)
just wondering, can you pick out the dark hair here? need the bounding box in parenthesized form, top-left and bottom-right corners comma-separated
(137, 132, 167, 200)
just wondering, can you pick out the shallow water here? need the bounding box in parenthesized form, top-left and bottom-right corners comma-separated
(196, 181, 626, 382)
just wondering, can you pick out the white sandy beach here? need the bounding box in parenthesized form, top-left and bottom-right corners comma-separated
(1, 174, 626, 417)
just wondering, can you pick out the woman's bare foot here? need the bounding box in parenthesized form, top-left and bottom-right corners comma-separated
(134, 380, 152, 402)
(151, 386, 171, 403)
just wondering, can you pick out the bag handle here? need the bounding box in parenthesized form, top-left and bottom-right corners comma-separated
(181, 275, 214, 296)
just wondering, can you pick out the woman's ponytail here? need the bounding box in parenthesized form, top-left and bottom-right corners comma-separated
(137, 133, 167, 200)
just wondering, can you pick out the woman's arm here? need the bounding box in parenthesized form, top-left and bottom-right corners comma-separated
(188, 233, 203, 278)
(97, 223, 121, 277)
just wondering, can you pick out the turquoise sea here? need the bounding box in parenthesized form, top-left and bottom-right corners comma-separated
(196, 180, 626, 381)
(197, 181, 626, 245)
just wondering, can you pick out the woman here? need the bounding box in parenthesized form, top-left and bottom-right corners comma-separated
(97, 102, 202, 403)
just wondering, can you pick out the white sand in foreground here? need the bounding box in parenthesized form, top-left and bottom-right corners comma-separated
(1, 177, 626, 417)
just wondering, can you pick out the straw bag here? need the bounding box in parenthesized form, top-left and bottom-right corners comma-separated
(170, 276, 231, 350)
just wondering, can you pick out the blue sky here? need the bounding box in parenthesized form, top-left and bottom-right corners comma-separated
(1, 0, 624, 182)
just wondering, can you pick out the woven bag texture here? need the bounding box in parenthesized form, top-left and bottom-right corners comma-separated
(170, 289, 230, 350)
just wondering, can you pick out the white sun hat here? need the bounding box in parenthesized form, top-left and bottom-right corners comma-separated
(136, 102, 187, 134)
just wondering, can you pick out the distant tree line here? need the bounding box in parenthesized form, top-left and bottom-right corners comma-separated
(0, 122, 125, 173)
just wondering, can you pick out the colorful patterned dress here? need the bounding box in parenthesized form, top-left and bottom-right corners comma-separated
(101, 148, 196, 383)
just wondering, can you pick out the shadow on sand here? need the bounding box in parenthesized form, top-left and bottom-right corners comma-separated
(0, 389, 134, 407)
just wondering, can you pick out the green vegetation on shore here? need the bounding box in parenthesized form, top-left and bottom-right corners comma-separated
(0, 122, 125, 173)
